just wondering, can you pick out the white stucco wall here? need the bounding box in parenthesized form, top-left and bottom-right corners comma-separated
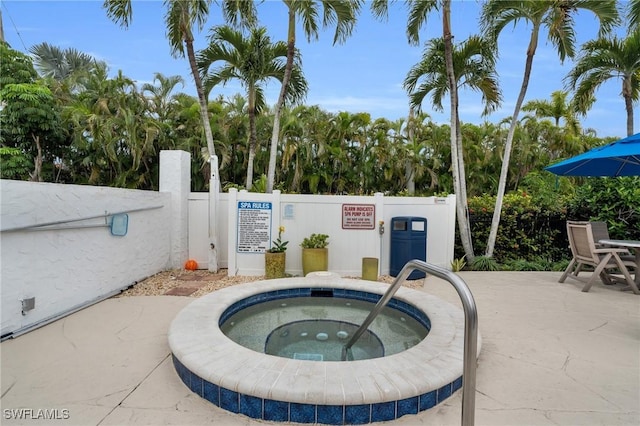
(0, 180, 173, 338)
(159, 150, 190, 269)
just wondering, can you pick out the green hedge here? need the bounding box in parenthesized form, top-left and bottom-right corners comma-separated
(454, 177, 640, 265)
(455, 192, 568, 263)
(567, 177, 640, 240)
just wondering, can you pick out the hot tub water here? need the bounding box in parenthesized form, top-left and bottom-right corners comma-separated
(220, 295, 428, 361)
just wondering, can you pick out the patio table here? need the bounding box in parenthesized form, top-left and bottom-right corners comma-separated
(599, 239, 640, 293)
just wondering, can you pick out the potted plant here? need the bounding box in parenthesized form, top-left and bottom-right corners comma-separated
(265, 226, 288, 279)
(300, 233, 329, 276)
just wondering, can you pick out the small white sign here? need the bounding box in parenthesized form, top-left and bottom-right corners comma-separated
(283, 204, 295, 220)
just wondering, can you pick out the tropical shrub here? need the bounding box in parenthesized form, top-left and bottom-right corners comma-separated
(470, 255, 500, 271)
(567, 177, 640, 240)
(458, 191, 569, 263)
(0, 147, 32, 180)
(454, 176, 639, 269)
(519, 171, 574, 210)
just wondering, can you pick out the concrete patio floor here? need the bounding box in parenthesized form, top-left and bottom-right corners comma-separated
(1, 271, 639, 426)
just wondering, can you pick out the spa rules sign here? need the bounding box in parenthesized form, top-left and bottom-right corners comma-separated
(237, 201, 272, 253)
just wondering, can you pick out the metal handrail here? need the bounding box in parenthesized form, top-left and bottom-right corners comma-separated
(0, 205, 164, 233)
(342, 259, 478, 426)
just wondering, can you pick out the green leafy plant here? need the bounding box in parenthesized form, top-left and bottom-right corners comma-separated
(503, 258, 548, 271)
(471, 255, 500, 271)
(300, 233, 329, 249)
(267, 226, 288, 253)
(567, 177, 640, 240)
(251, 174, 268, 193)
(450, 255, 466, 272)
(552, 259, 571, 272)
(458, 191, 569, 264)
(0, 147, 32, 179)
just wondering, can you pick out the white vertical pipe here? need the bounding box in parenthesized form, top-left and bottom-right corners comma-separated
(227, 188, 238, 276)
(374, 192, 385, 276)
(208, 155, 220, 272)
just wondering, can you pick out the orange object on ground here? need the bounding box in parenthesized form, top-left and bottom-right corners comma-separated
(184, 259, 198, 270)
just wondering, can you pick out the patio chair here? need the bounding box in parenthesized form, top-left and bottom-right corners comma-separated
(590, 221, 610, 246)
(559, 221, 637, 293)
(590, 221, 635, 261)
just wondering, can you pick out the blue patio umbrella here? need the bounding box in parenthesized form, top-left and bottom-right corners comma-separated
(544, 132, 640, 177)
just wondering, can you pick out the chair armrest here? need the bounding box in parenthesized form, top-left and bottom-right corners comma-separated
(593, 248, 632, 254)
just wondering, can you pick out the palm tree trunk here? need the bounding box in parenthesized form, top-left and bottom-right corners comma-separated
(246, 149, 256, 190)
(184, 36, 216, 160)
(266, 7, 295, 194)
(486, 26, 539, 257)
(246, 89, 257, 190)
(0, 10, 5, 43)
(455, 112, 474, 260)
(623, 76, 634, 136)
(405, 107, 416, 194)
(443, 0, 474, 262)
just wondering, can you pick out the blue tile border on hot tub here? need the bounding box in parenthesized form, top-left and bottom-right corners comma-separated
(345, 404, 370, 424)
(264, 399, 288, 421)
(169, 280, 476, 425)
(171, 354, 462, 425)
(290, 402, 316, 423)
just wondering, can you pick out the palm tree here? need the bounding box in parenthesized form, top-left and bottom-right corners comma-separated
(522, 90, 582, 131)
(102, 0, 257, 162)
(565, 30, 640, 137)
(264, 0, 363, 193)
(280, 105, 332, 192)
(521, 90, 595, 161)
(198, 25, 307, 190)
(460, 121, 504, 196)
(325, 111, 370, 193)
(404, 32, 502, 201)
(29, 42, 102, 81)
(439, 0, 477, 260)
(629, 0, 640, 32)
(63, 65, 158, 187)
(215, 94, 249, 185)
(404, 36, 501, 117)
(141, 73, 190, 156)
(28, 43, 107, 105)
(372, 0, 477, 262)
(480, 0, 619, 258)
(386, 112, 441, 194)
(141, 73, 185, 121)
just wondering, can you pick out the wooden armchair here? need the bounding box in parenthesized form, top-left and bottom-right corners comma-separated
(559, 221, 637, 293)
(590, 221, 635, 261)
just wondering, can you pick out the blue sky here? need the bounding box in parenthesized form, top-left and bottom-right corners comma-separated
(2, 0, 637, 139)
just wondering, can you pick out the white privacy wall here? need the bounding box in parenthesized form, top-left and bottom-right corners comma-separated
(0, 149, 457, 338)
(0, 180, 173, 338)
(208, 189, 456, 277)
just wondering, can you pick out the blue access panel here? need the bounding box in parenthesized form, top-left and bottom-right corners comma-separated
(389, 217, 427, 279)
